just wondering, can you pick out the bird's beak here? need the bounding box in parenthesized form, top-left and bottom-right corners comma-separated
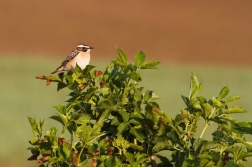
(89, 46, 94, 49)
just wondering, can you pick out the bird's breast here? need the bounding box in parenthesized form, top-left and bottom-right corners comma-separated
(72, 53, 90, 69)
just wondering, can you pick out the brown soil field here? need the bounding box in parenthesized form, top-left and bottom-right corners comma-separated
(1, 0, 252, 66)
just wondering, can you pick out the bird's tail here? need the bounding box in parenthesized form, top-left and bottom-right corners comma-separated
(51, 66, 64, 74)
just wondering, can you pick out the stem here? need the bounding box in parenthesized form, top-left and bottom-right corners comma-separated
(199, 107, 216, 138)
(150, 155, 157, 167)
(199, 122, 209, 139)
(70, 133, 73, 147)
(171, 125, 181, 137)
(77, 142, 85, 165)
(61, 126, 66, 138)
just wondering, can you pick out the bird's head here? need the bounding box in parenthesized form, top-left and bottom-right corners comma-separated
(76, 43, 94, 52)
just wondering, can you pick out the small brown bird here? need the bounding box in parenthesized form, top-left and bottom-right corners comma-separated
(51, 43, 93, 74)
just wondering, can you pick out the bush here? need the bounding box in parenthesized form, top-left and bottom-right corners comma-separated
(28, 48, 252, 167)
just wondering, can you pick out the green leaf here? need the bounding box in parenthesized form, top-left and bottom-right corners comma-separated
(56, 113, 68, 126)
(223, 106, 247, 114)
(181, 95, 189, 107)
(238, 151, 252, 160)
(128, 143, 144, 151)
(125, 63, 137, 73)
(218, 86, 229, 100)
(128, 71, 142, 81)
(48, 155, 64, 165)
(155, 154, 171, 166)
(28, 117, 42, 138)
(152, 141, 173, 152)
(62, 142, 71, 158)
(220, 116, 237, 123)
(129, 118, 142, 126)
(132, 162, 141, 167)
(140, 61, 160, 69)
(116, 47, 127, 63)
(118, 109, 129, 122)
(88, 143, 98, 154)
(105, 156, 123, 167)
(182, 158, 195, 167)
(156, 124, 166, 136)
(112, 58, 127, 67)
(189, 73, 199, 99)
(96, 110, 111, 127)
(143, 90, 152, 102)
(71, 111, 80, 120)
(124, 152, 135, 164)
(117, 122, 129, 135)
(78, 159, 89, 167)
(111, 116, 123, 126)
(200, 141, 219, 152)
(75, 115, 91, 125)
(136, 153, 149, 162)
(143, 90, 160, 102)
(57, 82, 68, 91)
(199, 159, 210, 167)
(201, 103, 211, 118)
(73, 63, 82, 73)
(82, 65, 96, 74)
(197, 154, 213, 160)
(224, 160, 235, 167)
(231, 122, 252, 134)
(133, 88, 143, 102)
(240, 141, 252, 150)
(53, 105, 66, 114)
(135, 50, 146, 68)
(225, 95, 241, 104)
(145, 102, 159, 129)
(97, 155, 109, 163)
(192, 138, 206, 153)
(191, 84, 203, 101)
(130, 126, 144, 142)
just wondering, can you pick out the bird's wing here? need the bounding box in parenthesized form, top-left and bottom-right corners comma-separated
(61, 50, 80, 67)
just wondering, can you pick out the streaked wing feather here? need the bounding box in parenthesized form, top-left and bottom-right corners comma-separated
(61, 50, 80, 67)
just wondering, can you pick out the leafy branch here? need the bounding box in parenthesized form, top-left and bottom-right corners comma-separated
(28, 47, 252, 167)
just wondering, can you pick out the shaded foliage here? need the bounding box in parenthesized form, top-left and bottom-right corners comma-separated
(29, 48, 252, 167)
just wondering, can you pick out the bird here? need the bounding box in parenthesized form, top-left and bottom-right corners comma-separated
(51, 43, 93, 74)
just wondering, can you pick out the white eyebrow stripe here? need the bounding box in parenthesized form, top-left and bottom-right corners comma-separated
(77, 44, 88, 48)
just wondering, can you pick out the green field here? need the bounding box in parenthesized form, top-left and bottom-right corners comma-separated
(1, 55, 252, 167)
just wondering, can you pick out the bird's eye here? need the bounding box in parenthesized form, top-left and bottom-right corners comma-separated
(82, 47, 88, 52)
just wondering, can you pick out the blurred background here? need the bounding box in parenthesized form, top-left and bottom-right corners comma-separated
(1, 0, 252, 166)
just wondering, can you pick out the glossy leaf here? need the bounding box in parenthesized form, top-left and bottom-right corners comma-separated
(124, 152, 135, 164)
(133, 88, 143, 102)
(62, 142, 71, 158)
(130, 126, 144, 142)
(118, 109, 129, 122)
(225, 95, 241, 104)
(223, 106, 247, 114)
(231, 122, 252, 134)
(135, 50, 146, 68)
(140, 61, 160, 69)
(105, 156, 123, 167)
(181, 95, 189, 107)
(117, 122, 129, 135)
(128, 71, 142, 81)
(189, 73, 199, 99)
(200, 141, 219, 152)
(201, 103, 211, 118)
(111, 116, 123, 126)
(112, 58, 126, 67)
(96, 110, 111, 127)
(218, 86, 229, 100)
